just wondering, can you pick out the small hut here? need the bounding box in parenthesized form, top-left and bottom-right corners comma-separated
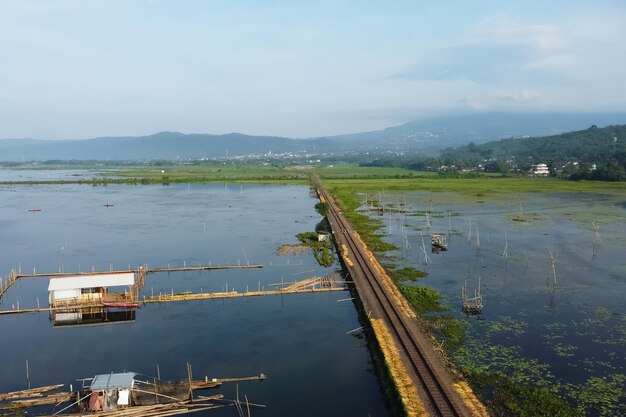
(48, 272, 138, 308)
(317, 232, 331, 242)
(461, 279, 483, 315)
(87, 372, 137, 411)
(84, 372, 192, 412)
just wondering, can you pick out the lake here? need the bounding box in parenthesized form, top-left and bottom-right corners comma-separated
(0, 182, 389, 417)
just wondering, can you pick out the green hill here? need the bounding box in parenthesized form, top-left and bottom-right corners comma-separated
(444, 124, 626, 163)
(440, 125, 626, 180)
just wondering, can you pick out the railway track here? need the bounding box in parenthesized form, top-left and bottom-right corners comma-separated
(315, 179, 466, 417)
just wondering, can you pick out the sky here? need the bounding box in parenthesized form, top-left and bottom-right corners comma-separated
(1, 0, 625, 139)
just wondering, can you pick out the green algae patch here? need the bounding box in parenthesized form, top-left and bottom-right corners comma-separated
(467, 373, 579, 417)
(389, 266, 428, 282)
(573, 374, 626, 417)
(425, 315, 468, 353)
(487, 316, 529, 337)
(399, 285, 445, 314)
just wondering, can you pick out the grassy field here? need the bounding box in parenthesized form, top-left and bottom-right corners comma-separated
(0, 164, 310, 184)
(110, 164, 310, 183)
(320, 175, 626, 195)
(311, 163, 435, 179)
(7, 163, 626, 193)
(113, 163, 432, 183)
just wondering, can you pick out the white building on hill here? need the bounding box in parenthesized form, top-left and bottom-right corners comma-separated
(531, 163, 550, 177)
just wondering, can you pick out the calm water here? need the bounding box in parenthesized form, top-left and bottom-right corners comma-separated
(372, 190, 626, 415)
(0, 182, 389, 417)
(0, 168, 101, 182)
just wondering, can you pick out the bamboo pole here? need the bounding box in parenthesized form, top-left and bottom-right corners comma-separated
(0, 384, 64, 401)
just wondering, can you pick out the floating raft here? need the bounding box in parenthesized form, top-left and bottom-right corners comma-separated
(0, 384, 65, 402)
(0, 374, 267, 416)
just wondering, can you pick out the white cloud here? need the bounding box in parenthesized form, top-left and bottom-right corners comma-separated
(494, 89, 541, 103)
(397, 15, 626, 85)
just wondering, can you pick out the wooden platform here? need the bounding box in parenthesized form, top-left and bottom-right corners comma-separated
(0, 263, 263, 302)
(0, 277, 346, 315)
(145, 276, 346, 303)
(10, 264, 263, 280)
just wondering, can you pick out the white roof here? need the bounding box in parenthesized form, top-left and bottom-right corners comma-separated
(48, 273, 135, 291)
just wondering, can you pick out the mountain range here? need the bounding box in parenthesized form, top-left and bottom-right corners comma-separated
(1, 112, 626, 161)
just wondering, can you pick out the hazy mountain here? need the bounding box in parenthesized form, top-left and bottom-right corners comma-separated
(328, 112, 626, 152)
(2, 112, 626, 161)
(0, 132, 336, 161)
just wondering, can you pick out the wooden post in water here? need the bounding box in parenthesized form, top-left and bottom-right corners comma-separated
(187, 363, 193, 400)
(242, 247, 249, 267)
(475, 219, 480, 248)
(549, 250, 558, 287)
(593, 221, 601, 244)
(420, 232, 431, 264)
(592, 221, 601, 258)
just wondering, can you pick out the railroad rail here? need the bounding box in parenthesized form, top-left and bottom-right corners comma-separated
(314, 178, 467, 417)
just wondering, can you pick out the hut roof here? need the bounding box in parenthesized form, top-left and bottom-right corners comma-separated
(48, 273, 135, 291)
(90, 372, 137, 390)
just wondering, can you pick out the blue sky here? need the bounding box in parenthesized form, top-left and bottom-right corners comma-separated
(1, 0, 625, 139)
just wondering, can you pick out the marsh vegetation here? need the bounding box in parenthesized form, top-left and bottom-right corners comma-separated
(319, 170, 626, 416)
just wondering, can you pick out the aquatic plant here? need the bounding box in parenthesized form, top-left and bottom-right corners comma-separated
(552, 343, 578, 358)
(573, 374, 626, 417)
(314, 201, 330, 217)
(399, 285, 445, 314)
(389, 266, 428, 282)
(487, 316, 528, 337)
(425, 315, 468, 353)
(295, 231, 335, 267)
